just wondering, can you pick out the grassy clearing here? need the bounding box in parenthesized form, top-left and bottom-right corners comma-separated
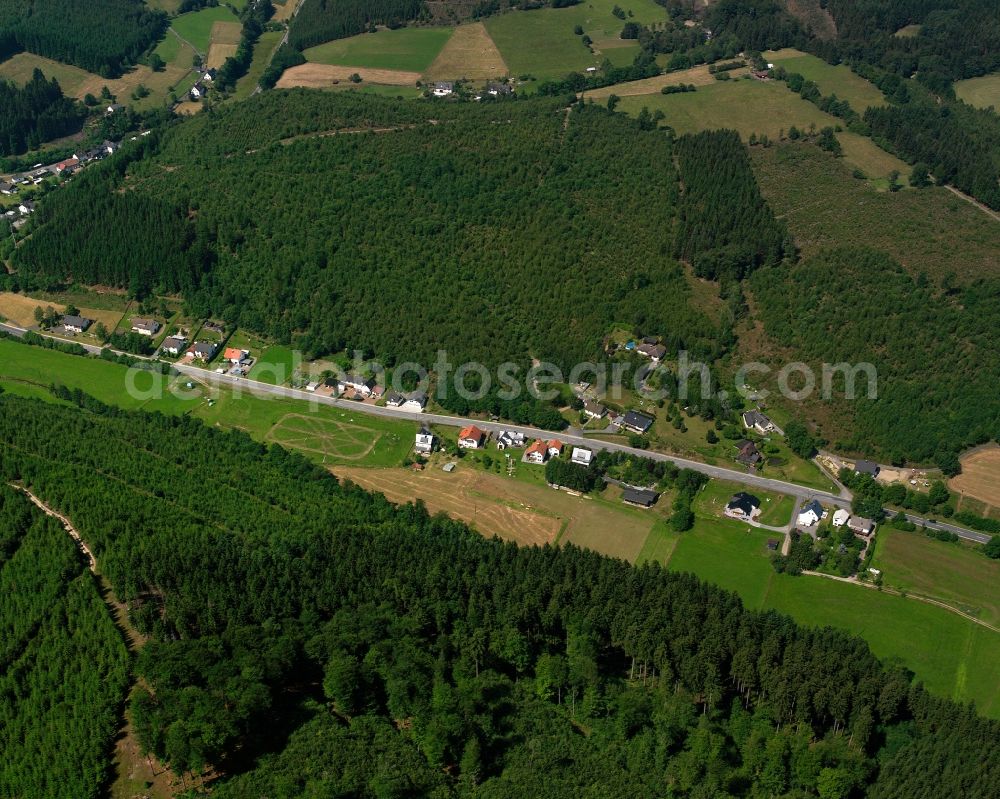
(584, 63, 744, 99)
(304, 27, 453, 73)
(486, 0, 665, 80)
(751, 141, 1000, 282)
(763, 48, 886, 110)
(872, 527, 1000, 628)
(758, 493, 794, 526)
(894, 23, 921, 37)
(234, 30, 283, 99)
(424, 22, 508, 81)
(171, 6, 239, 54)
(955, 72, 1000, 110)
(0, 53, 95, 96)
(950, 445, 1000, 507)
(248, 346, 299, 385)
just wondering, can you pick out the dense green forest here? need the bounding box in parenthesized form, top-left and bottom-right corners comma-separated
(673, 129, 791, 280)
(12, 93, 722, 371)
(288, 0, 427, 51)
(0, 69, 84, 156)
(0, 483, 130, 799)
(0, 389, 998, 796)
(749, 248, 1000, 471)
(0, 0, 166, 77)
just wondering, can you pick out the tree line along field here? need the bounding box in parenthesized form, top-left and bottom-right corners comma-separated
(1, 386, 1000, 796)
(762, 48, 887, 111)
(2, 332, 999, 720)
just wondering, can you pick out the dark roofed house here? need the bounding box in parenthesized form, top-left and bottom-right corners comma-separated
(725, 492, 761, 521)
(486, 82, 513, 96)
(736, 440, 762, 468)
(0, 182, 14, 195)
(622, 410, 655, 434)
(742, 410, 775, 434)
(189, 341, 218, 361)
(636, 342, 667, 361)
(583, 399, 607, 419)
(622, 487, 658, 508)
(161, 336, 186, 356)
(61, 314, 93, 334)
(131, 318, 161, 336)
(854, 460, 880, 477)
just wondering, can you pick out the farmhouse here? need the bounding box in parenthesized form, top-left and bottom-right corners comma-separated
(188, 341, 218, 361)
(524, 440, 549, 464)
(18, 201, 35, 215)
(224, 347, 249, 365)
(547, 440, 564, 458)
(832, 509, 851, 527)
(131, 318, 161, 337)
(458, 425, 486, 449)
(622, 410, 655, 434)
(415, 426, 435, 455)
(742, 410, 775, 435)
(61, 314, 93, 334)
(636, 342, 667, 361)
(54, 157, 80, 174)
(583, 400, 607, 419)
(202, 68, 217, 82)
(338, 374, 374, 397)
(0, 182, 14, 195)
(106, 104, 124, 115)
(854, 460, 880, 477)
(486, 82, 513, 96)
(725, 492, 761, 521)
(848, 517, 876, 538)
(571, 447, 593, 466)
(797, 499, 824, 527)
(496, 430, 526, 449)
(432, 81, 454, 97)
(401, 391, 427, 412)
(736, 440, 762, 468)
(190, 82, 207, 100)
(161, 336, 186, 356)
(622, 487, 658, 508)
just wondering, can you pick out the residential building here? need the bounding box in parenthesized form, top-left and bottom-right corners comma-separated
(189, 341, 218, 361)
(370, 385, 386, 401)
(496, 430, 525, 449)
(854, 460, 880, 477)
(415, 426, 435, 455)
(547, 440, 564, 458)
(742, 410, 775, 435)
(18, 201, 35, 215)
(622, 487, 657, 508)
(131, 318, 161, 337)
(636, 342, 667, 361)
(61, 314, 93, 334)
(571, 447, 593, 466)
(832, 509, 851, 527)
(458, 425, 486, 449)
(848, 517, 876, 538)
(385, 392, 405, 407)
(401, 391, 427, 412)
(486, 82, 513, 96)
(55, 157, 80, 174)
(735, 440, 762, 468)
(223, 347, 249, 365)
(797, 499, 824, 527)
(622, 410, 655, 434)
(305, 382, 318, 392)
(432, 81, 454, 97)
(524, 440, 548, 464)
(161, 336, 186, 356)
(583, 400, 607, 419)
(725, 492, 761, 521)
(338, 374, 374, 397)
(190, 82, 206, 100)
(0, 182, 14, 195)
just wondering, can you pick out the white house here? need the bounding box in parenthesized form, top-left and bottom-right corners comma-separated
(432, 81, 453, 97)
(547, 440, 564, 458)
(797, 499, 823, 527)
(305, 381, 318, 392)
(131, 318, 161, 337)
(583, 400, 606, 419)
(524, 440, 548, 464)
(742, 410, 775, 435)
(725, 492, 761, 521)
(61, 314, 93, 334)
(415, 427, 435, 455)
(571, 447, 593, 467)
(458, 425, 486, 449)
(161, 336, 186, 356)
(338, 374, 374, 397)
(832, 509, 851, 527)
(189, 341, 218, 361)
(496, 430, 526, 449)
(190, 82, 206, 100)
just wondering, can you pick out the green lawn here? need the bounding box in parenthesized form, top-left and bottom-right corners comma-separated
(248, 346, 299, 385)
(234, 30, 283, 100)
(758, 493, 794, 526)
(871, 527, 1000, 628)
(763, 48, 886, 110)
(304, 27, 453, 73)
(486, 0, 666, 80)
(954, 72, 1000, 110)
(170, 5, 238, 54)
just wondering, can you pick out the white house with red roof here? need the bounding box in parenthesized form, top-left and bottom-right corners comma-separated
(458, 425, 486, 449)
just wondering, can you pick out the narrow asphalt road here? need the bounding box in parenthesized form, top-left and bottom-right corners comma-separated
(0, 322, 991, 544)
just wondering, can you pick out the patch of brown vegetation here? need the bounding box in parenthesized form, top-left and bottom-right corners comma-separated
(174, 101, 204, 115)
(276, 62, 422, 88)
(783, 0, 837, 39)
(583, 63, 745, 99)
(424, 23, 508, 81)
(951, 445, 1000, 508)
(0, 291, 65, 327)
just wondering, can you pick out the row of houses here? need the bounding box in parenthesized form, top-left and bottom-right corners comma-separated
(456, 425, 599, 467)
(430, 81, 515, 99)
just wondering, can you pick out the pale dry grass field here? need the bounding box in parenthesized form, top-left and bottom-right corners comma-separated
(951, 446, 1000, 508)
(583, 63, 746, 99)
(276, 63, 422, 88)
(424, 23, 508, 81)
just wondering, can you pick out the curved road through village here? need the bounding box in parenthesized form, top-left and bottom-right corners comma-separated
(0, 322, 991, 545)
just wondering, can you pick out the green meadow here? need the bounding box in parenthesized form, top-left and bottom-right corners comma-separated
(170, 5, 238, 54)
(304, 27, 454, 73)
(486, 0, 665, 79)
(763, 48, 887, 110)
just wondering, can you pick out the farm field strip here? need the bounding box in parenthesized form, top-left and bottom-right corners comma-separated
(277, 63, 423, 88)
(424, 22, 507, 81)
